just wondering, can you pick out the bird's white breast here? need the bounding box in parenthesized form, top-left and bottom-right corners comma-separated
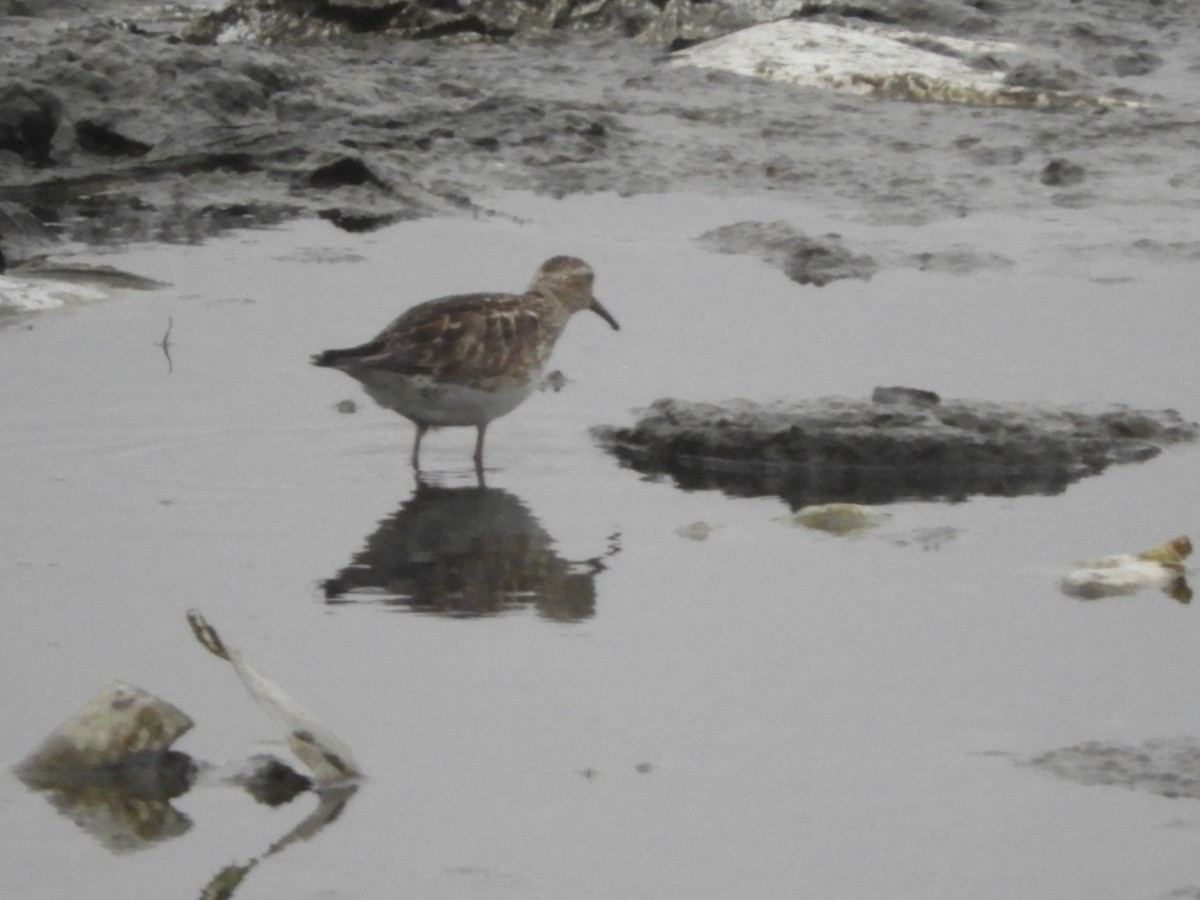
(354, 370, 538, 427)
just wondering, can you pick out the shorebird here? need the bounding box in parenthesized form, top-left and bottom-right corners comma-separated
(312, 255, 619, 471)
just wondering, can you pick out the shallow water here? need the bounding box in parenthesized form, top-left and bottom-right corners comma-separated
(2, 191, 1200, 899)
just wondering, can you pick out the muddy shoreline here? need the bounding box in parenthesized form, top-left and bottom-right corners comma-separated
(1, 0, 1198, 261)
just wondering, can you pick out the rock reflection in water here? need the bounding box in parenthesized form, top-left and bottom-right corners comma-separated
(323, 483, 612, 621)
(20, 751, 195, 853)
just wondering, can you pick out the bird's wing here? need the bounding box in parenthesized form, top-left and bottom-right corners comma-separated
(367, 293, 546, 382)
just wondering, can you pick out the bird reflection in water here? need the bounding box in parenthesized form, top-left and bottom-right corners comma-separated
(322, 482, 618, 621)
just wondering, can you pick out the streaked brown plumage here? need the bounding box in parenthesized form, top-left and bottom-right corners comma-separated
(312, 256, 619, 471)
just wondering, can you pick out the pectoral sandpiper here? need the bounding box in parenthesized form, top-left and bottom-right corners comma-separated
(312, 255, 619, 471)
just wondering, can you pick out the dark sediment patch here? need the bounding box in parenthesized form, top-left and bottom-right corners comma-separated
(698, 220, 878, 286)
(1040, 157, 1085, 186)
(594, 387, 1199, 508)
(907, 247, 1015, 274)
(1025, 738, 1200, 802)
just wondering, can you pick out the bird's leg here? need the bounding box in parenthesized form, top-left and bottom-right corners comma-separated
(411, 422, 429, 471)
(473, 423, 488, 472)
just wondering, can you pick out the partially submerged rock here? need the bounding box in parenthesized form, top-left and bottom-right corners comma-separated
(15, 610, 361, 856)
(0, 271, 109, 313)
(1061, 535, 1191, 602)
(15, 682, 197, 853)
(790, 503, 888, 535)
(16, 682, 194, 783)
(7, 261, 168, 291)
(676, 520, 717, 541)
(0, 251, 168, 315)
(594, 388, 1199, 507)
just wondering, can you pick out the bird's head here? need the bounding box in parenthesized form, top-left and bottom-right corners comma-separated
(530, 256, 619, 330)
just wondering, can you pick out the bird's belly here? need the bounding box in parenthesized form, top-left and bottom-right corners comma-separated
(353, 370, 537, 427)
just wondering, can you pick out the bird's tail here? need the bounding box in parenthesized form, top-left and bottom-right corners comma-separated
(311, 340, 384, 367)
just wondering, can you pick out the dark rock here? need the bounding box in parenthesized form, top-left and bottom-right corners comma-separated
(227, 754, 313, 806)
(309, 155, 381, 188)
(0, 84, 62, 166)
(594, 391, 1199, 507)
(698, 220, 878, 286)
(1041, 157, 1085, 186)
(410, 13, 516, 41)
(318, 207, 416, 231)
(74, 119, 152, 157)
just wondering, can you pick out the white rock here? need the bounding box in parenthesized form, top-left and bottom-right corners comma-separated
(669, 20, 1133, 108)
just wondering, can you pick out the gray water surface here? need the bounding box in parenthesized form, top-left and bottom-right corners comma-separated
(2, 192, 1199, 899)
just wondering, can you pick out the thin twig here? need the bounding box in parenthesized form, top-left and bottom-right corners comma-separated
(159, 315, 174, 373)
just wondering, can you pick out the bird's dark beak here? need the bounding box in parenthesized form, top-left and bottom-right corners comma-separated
(590, 297, 620, 331)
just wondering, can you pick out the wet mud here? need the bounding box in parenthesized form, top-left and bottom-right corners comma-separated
(0, 0, 1198, 256)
